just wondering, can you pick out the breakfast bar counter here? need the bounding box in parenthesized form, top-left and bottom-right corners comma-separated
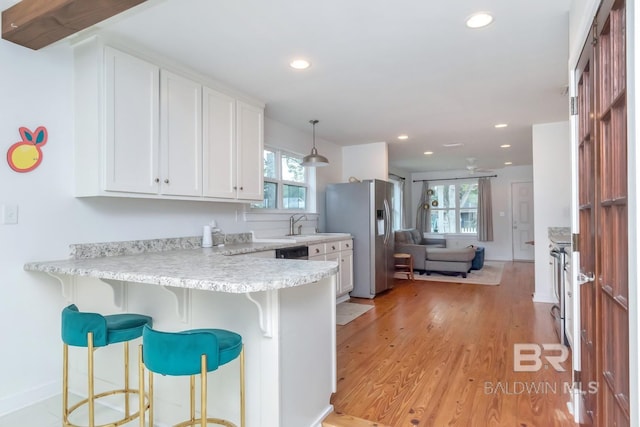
(24, 235, 339, 427)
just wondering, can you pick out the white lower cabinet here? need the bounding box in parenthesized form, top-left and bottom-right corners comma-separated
(309, 239, 353, 302)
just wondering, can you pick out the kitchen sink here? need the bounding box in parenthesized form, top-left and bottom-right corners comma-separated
(288, 233, 350, 243)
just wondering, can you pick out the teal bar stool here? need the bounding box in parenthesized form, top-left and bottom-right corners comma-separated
(61, 304, 153, 427)
(139, 325, 245, 427)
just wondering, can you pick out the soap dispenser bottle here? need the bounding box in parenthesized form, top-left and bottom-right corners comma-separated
(202, 225, 213, 248)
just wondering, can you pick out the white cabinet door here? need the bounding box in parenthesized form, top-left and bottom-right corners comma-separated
(104, 47, 159, 194)
(340, 250, 354, 294)
(325, 252, 341, 294)
(160, 70, 202, 196)
(236, 100, 264, 201)
(203, 87, 236, 199)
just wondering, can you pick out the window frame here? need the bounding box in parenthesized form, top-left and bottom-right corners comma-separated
(253, 146, 310, 211)
(428, 180, 478, 235)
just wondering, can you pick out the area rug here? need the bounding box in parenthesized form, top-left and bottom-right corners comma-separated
(394, 261, 505, 286)
(336, 302, 374, 325)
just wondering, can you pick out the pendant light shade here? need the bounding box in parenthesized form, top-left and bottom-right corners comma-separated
(302, 119, 329, 167)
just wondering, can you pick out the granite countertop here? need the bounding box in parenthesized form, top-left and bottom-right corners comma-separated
(23, 233, 350, 293)
(548, 227, 571, 246)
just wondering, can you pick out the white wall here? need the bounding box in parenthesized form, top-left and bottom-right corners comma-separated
(341, 142, 388, 182)
(410, 165, 534, 261)
(532, 121, 571, 303)
(0, 36, 343, 414)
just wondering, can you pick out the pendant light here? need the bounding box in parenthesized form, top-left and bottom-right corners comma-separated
(302, 119, 329, 167)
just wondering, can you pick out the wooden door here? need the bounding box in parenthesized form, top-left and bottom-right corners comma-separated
(576, 24, 598, 423)
(576, 0, 629, 425)
(511, 182, 534, 261)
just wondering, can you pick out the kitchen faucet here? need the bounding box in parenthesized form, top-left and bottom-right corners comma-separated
(289, 214, 307, 235)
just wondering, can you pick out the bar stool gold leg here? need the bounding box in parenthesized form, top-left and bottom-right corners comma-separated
(138, 344, 144, 427)
(201, 354, 207, 427)
(149, 370, 154, 427)
(63, 343, 69, 425)
(124, 341, 130, 418)
(190, 375, 196, 423)
(88, 332, 95, 427)
(240, 345, 245, 427)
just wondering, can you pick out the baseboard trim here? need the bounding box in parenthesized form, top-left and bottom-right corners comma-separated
(532, 292, 558, 304)
(312, 404, 335, 427)
(0, 380, 60, 417)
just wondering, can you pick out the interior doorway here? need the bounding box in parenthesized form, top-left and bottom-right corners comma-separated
(511, 181, 535, 261)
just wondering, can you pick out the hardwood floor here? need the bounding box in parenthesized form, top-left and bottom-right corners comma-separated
(331, 262, 577, 427)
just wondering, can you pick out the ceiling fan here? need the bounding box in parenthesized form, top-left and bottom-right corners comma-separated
(465, 157, 494, 174)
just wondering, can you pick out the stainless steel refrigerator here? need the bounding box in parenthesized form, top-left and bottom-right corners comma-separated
(325, 179, 394, 298)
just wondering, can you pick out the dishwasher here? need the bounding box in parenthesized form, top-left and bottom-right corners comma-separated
(275, 245, 309, 260)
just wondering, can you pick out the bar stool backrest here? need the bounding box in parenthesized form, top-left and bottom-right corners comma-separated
(61, 304, 109, 347)
(142, 326, 221, 376)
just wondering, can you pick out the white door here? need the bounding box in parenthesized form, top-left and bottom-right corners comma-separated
(160, 70, 202, 196)
(104, 47, 159, 194)
(511, 182, 534, 261)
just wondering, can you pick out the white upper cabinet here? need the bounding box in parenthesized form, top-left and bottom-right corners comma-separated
(203, 87, 236, 199)
(160, 70, 202, 197)
(104, 47, 160, 194)
(74, 36, 264, 202)
(235, 101, 264, 201)
(203, 94, 264, 201)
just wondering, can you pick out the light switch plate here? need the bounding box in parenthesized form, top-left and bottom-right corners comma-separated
(2, 204, 18, 224)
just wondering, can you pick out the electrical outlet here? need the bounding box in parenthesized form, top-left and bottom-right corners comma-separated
(2, 204, 18, 224)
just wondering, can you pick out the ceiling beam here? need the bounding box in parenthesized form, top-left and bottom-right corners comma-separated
(2, 0, 147, 50)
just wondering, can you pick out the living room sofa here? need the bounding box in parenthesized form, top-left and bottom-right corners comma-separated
(394, 228, 476, 278)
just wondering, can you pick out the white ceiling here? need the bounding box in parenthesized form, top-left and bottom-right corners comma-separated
(89, 0, 570, 173)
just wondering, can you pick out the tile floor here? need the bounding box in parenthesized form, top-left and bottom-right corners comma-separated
(0, 394, 144, 427)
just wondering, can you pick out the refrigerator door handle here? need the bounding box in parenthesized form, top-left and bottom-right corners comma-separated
(383, 199, 391, 245)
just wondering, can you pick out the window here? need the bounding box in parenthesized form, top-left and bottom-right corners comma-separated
(251, 148, 310, 210)
(429, 182, 478, 234)
(389, 176, 405, 230)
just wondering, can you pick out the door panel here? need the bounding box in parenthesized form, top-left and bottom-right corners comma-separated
(575, 0, 629, 425)
(511, 182, 534, 261)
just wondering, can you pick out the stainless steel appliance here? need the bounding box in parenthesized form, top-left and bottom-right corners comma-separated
(325, 179, 394, 298)
(550, 245, 569, 346)
(275, 245, 309, 260)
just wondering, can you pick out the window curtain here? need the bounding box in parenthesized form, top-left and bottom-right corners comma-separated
(399, 178, 408, 228)
(477, 177, 493, 241)
(416, 181, 430, 235)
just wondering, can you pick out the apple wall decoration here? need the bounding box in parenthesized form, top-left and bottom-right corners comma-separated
(7, 126, 48, 173)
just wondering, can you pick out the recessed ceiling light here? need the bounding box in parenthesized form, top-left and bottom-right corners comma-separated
(398, 135, 409, 140)
(500, 144, 511, 148)
(494, 123, 508, 128)
(424, 151, 434, 155)
(289, 59, 311, 70)
(443, 143, 464, 147)
(466, 12, 494, 29)
(504, 161, 513, 165)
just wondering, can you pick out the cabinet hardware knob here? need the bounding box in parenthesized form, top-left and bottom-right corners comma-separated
(332, 246, 336, 250)
(155, 178, 160, 183)
(164, 179, 169, 184)
(240, 186, 244, 190)
(315, 249, 320, 253)
(233, 186, 238, 190)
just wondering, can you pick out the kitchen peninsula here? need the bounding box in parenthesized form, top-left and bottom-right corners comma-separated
(24, 234, 341, 427)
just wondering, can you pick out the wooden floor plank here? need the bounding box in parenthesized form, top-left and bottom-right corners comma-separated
(331, 262, 577, 426)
